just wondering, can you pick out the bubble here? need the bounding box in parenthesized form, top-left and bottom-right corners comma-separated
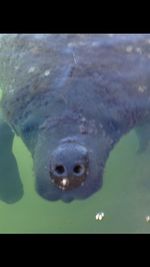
(126, 46, 133, 53)
(138, 85, 147, 93)
(44, 70, 51, 76)
(136, 47, 142, 54)
(145, 216, 150, 222)
(95, 212, 105, 221)
(28, 66, 35, 73)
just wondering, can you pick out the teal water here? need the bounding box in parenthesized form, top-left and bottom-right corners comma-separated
(0, 129, 150, 233)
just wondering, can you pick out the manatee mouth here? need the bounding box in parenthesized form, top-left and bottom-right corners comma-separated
(50, 175, 86, 191)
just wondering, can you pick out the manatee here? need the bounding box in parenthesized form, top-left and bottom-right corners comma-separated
(0, 34, 150, 203)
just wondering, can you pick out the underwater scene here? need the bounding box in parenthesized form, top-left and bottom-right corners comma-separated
(1, 34, 150, 233)
(0, 127, 149, 233)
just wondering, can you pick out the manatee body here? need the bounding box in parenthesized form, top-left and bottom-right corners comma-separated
(0, 34, 150, 203)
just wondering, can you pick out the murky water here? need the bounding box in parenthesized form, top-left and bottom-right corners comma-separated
(0, 128, 150, 233)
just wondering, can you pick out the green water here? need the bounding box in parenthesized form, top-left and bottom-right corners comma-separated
(0, 129, 150, 233)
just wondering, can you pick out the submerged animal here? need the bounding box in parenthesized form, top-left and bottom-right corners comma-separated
(0, 33, 150, 203)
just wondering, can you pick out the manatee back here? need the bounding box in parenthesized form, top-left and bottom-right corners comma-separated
(1, 34, 150, 128)
(1, 33, 150, 97)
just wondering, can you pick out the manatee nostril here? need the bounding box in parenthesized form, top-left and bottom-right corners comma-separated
(50, 143, 89, 190)
(54, 165, 65, 175)
(73, 164, 85, 176)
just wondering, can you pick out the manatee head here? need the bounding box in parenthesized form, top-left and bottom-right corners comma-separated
(4, 34, 116, 202)
(31, 113, 114, 203)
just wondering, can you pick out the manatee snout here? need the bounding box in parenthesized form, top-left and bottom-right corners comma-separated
(49, 143, 89, 191)
(34, 119, 111, 202)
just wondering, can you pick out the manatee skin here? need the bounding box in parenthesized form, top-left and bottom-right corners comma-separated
(1, 34, 150, 202)
(0, 113, 23, 203)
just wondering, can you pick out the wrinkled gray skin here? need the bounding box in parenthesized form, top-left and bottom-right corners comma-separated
(0, 34, 150, 203)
